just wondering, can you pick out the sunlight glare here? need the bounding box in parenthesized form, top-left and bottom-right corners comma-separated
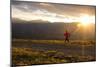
(80, 15, 91, 26)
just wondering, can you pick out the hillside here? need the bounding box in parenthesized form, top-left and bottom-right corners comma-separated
(12, 22, 95, 40)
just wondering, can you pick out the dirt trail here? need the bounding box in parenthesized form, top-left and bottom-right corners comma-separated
(13, 42, 96, 57)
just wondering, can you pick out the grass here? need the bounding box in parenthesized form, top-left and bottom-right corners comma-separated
(12, 47, 95, 66)
(12, 39, 95, 46)
(12, 39, 96, 66)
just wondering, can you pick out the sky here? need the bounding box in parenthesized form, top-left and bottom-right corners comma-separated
(12, 1, 96, 23)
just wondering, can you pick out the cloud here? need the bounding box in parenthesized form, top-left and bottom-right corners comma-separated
(12, 6, 70, 22)
(39, 3, 52, 6)
(12, 1, 95, 23)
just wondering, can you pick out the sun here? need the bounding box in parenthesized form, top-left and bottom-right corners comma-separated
(80, 15, 91, 26)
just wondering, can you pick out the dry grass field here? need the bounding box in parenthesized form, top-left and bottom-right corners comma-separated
(12, 39, 96, 66)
